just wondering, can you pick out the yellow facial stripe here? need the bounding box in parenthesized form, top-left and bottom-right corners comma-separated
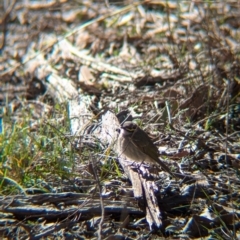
(124, 125, 137, 132)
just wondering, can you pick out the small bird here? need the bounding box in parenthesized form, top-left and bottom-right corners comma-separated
(117, 121, 174, 177)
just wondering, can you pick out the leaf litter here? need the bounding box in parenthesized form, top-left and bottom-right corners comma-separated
(0, 0, 239, 239)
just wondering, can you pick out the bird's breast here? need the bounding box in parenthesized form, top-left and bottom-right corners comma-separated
(117, 135, 153, 163)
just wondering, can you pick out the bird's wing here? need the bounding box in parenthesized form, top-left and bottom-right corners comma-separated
(131, 128, 174, 176)
(131, 128, 159, 160)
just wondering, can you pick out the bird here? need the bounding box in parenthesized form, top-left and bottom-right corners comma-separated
(116, 121, 175, 177)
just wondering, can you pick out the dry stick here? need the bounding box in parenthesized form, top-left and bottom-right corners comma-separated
(91, 160, 104, 240)
(45, 112, 109, 239)
(60, 39, 135, 80)
(0, 0, 151, 77)
(224, 79, 237, 237)
(165, 100, 172, 125)
(224, 79, 230, 159)
(30, 221, 76, 240)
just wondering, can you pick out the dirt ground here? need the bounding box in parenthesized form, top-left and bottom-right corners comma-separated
(0, 1, 240, 239)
